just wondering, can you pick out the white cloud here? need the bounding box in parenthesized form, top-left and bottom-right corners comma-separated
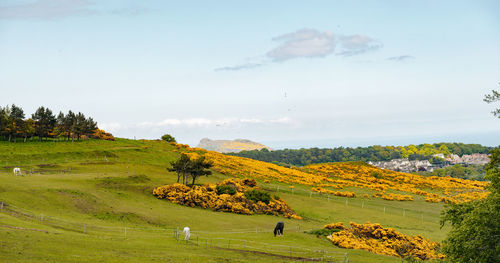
(214, 63, 263, 71)
(140, 118, 213, 127)
(99, 122, 122, 133)
(215, 29, 383, 71)
(270, 117, 292, 124)
(0, 0, 95, 20)
(337, 34, 383, 56)
(137, 117, 294, 128)
(267, 28, 336, 61)
(0, 0, 149, 20)
(183, 118, 213, 126)
(239, 118, 263, 123)
(388, 55, 415, 62)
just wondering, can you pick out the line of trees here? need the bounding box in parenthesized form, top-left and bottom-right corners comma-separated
(230, 143, 492, 167)
(418, 164, 486, 181)
(0, 104, 98, 142)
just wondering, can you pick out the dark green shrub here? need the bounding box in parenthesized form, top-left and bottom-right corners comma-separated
(371, 171, 382, 179)
(216, 185, 236, 195)
(306, 228, 341, 237)
(244, 189, 271, 204)
(161, 134, 176, 142)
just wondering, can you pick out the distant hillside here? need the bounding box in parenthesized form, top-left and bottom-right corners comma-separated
(196, 138, 272, 153)
(229, 143, 493, 166)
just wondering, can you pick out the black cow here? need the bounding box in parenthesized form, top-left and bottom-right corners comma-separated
(274, 222, 284, 237)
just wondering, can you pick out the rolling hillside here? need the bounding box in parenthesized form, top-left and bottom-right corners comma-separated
(0, 139, 487, 262)
(196, 138, 272, 153)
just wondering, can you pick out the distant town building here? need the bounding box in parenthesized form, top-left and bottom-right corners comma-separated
(368, 159, 434, 173)
(445, 153, 490, 165)
(368, 154, 490, 173)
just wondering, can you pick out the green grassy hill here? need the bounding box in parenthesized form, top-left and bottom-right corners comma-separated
(0, 139, 449, 262)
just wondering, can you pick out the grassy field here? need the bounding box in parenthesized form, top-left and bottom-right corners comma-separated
(0, 139, 449, 262)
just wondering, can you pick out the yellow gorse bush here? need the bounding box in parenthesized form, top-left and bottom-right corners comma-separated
(153, 178, 302, 219)
(372, 192, 413, 201)
(326, 222, 445, 260)
(323, 222, 345, 230)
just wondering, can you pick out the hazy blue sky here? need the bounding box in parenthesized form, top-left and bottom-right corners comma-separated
(1, 0, 499, 148)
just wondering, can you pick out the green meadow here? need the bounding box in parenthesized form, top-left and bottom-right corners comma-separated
(0, 139, 448, 262)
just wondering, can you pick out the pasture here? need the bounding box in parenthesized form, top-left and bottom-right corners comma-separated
(0, 139, 448, 262)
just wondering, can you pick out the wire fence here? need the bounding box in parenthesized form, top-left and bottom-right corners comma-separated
(260, 182, 441, 224)
(0, 201, 348, 262)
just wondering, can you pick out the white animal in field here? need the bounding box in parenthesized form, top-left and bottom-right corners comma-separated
(183, 226, 190, 241)
(13, 167, 21, 176)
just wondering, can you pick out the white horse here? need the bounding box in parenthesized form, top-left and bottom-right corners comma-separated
(13, 167, 22, 176)
(183, 226, 190, 241)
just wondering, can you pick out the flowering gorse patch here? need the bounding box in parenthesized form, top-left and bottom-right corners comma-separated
(153, 178, 301, 219)
(326, 222, 445, 260)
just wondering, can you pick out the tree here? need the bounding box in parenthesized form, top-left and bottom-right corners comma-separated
(167, 153, 213, 186)
(65, 111, 76, 141)
(440, 148, 499, 262)
(32, 106, 56, 141)
(0, 106, 7, 140)
(161, 134, 176, 143)
(9, 104, 25, 142)
(55, 112, 67, 139)
(168, 154, 191, 184)
(74, 112, 87, 140)
(187, 156, 213, 186)
(23, 118, 35, 142)
(85, 117, 97, 138)
(483, 85, 500, 118)
(439, 90, 500, 262)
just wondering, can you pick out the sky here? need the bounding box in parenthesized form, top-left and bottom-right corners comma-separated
(1, 0, 499, 149)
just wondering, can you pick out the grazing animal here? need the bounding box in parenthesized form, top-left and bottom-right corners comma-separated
(274, 222, 284, 237)
(183, 226, 190, 241)
(13, 168, 21, 176)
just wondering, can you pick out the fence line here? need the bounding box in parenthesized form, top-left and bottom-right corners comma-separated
(0, 167, 441, 225)
(260, 182, 440, 224)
